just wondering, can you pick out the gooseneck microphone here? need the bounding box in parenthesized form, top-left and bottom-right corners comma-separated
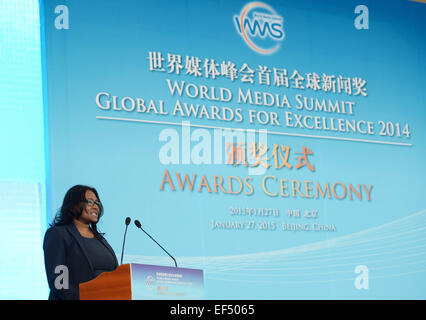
(120, 217, 131, 265)
(134, 219, 177, 268)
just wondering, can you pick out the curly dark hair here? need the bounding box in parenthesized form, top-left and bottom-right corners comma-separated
(51, 185, 104, 237)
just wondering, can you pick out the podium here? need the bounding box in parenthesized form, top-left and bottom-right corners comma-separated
(79, 263, 204, 300)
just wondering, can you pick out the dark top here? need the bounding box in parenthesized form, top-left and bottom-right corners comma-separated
(79, 235, 117, 277)
(43, 223, 118, 300)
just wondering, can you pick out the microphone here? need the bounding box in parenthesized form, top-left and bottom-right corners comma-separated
(134, 219, 177, 268)
(120, 217, 131, 265)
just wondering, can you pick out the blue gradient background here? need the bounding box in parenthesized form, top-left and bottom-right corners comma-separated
(41, 0, 426, 299)
(0, 0, 48, 299)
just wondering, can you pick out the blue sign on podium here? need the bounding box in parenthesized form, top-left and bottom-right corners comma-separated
(131, 263, 204, 300)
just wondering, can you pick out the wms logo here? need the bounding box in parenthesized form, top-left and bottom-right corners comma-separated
(234, 2, 285, 55)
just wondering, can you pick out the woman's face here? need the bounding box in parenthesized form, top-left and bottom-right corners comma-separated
(79, 190, 100, 224)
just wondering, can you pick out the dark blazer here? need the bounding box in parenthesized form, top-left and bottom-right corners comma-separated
(43, 223, 118, 300)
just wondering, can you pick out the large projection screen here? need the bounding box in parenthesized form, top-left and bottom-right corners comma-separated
(41, 0, 426, 299)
